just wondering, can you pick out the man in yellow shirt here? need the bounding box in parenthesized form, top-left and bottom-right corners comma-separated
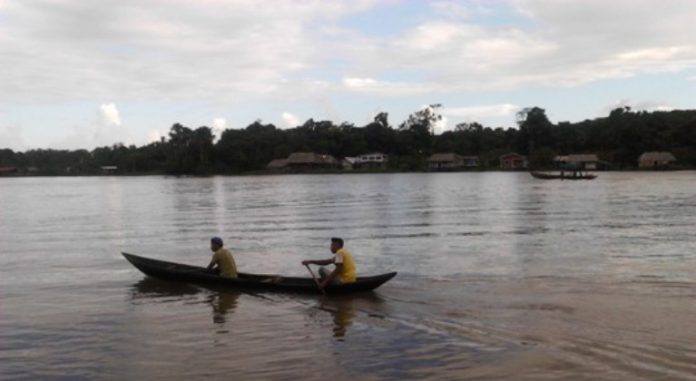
(302, 237, 356, 289)
(206, 237, 237, 278)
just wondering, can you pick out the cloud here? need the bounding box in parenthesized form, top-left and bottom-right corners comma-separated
(343, 77, 378, 88)
(342, 77, 432, 95)
(147, 129, 165, 144)
(443, 104, 519, 120)
(93, 103, 126, 147)
(430, 1, 473, 19)
(212, 117, 226, 142)
(52, 103, 129, 149)
(0, 1, 382, 103)
(3, 0, 696, 104)
(212, 118, 226, 130)
(342, 1, 696, 92)
(281, 112, 300, 128)
(433, 115, 449, 134)
(505, 0, 696, 85)
(350, 20, 558, 91)
(100, 103, 121, 126)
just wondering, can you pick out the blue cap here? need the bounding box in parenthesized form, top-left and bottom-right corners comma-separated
(211, 237, 223, 246)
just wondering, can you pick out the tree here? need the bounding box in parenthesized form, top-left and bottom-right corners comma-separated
(373, 112, 390, 128)
(4, 106, 696, 174)
(399, 104, 443, 134)
(455, 121, 483, 132)
(398, 104, 443, 157)
(516, 107, 554, 155)
(164, 123, 214, 174)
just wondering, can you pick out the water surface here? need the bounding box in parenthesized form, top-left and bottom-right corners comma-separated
(1, 172, 695, 380)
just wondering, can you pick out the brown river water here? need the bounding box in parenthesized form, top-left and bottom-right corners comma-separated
(1, 172, 695, 380)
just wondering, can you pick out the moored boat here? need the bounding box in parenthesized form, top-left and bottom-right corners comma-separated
(122, 252, 396, 294)
(530, 171, 597, 180)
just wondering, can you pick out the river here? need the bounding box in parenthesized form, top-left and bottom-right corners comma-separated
(1, 172, 695, 380)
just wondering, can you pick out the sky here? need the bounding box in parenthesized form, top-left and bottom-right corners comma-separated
(1, 0, 695, 151)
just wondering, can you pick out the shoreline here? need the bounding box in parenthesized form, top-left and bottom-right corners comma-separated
(1, 168, 694, 178)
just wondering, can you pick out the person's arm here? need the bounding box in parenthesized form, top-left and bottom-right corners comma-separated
(302, 258, 334, 266)
(320, 262, 343, 289)
(207, 253, 219, 271)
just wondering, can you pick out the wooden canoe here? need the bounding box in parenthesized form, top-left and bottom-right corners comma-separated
(122, 252, 396, 295)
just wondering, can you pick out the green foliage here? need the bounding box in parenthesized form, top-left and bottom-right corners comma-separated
(3, 106, 696, 175)
(164, 124, 215, 174)
(516, 107, 554, 154)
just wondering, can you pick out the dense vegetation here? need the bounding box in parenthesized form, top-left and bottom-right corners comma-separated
(1, 106, 695, 175)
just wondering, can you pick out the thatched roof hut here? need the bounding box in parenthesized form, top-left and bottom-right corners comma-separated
(266, 158, 288, 170)
(428, 153, 479, 170)
(429, 153, 462, 164)
(286, 152, 339, 169)
(638, 152, 676, 169)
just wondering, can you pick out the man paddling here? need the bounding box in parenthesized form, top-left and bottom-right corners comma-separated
(206, 237, 238, 278)
(302, 237, 356, 290)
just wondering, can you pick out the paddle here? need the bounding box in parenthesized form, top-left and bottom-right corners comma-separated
(304, 264, 326, 295)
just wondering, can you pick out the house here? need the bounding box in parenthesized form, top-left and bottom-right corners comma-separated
(100, 166, 118, 174)
(499, 153, 528, 170)
(555, 154, 599, 170)
(462, 156, 479, 167)
(341, 157, 356, 170)
(266, 158, 288, 170)
(428, 153, 479, 171)
(0, 165, 18, 175)
(354, 152, 388, 169)
(429, 153, 463, 170)
(286, 152, 340, 171)
(638, 152, 676, 169)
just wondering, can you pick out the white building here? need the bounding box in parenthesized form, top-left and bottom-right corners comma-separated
(354, 152, 388, 169)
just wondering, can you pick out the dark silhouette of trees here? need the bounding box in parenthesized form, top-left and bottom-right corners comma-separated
(515, 107, 554, 155)
(1, 106, 695, 175)
(165, 124, 215, 174)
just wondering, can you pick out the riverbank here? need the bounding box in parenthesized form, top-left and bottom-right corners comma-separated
(2, 167, 695, 177)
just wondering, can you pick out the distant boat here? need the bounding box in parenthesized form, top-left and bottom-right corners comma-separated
(530, 171, 597, 180)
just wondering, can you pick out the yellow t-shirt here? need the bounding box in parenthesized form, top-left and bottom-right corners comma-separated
(212, 248, 237, 278)
(335, 248, 356, 283)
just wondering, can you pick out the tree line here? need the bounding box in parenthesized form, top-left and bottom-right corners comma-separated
(1, 105, 695, 175)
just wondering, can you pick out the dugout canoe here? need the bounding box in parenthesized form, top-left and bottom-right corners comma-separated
(122, 252, 396, 294)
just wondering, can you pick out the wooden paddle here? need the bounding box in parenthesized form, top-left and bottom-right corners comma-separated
(304, 264, 326, 295)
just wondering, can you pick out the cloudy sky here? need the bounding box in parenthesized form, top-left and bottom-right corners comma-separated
(1, 0, 695, 150)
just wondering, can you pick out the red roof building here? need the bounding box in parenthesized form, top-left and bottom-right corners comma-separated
(499, 153, 528, 170)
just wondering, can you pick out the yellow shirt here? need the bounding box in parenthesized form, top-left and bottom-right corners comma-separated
(335, 248, 356, 283)
(212, 248, 237, 278)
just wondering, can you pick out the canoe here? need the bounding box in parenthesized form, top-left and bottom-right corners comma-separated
(530, 171, 597, 180)
(122, 252, 397, 295)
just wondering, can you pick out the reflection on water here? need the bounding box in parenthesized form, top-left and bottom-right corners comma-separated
(130, 277, 200, 299)
(130, 277, 240, 326)
(321, 297, 355, 339)
(316, 293, 386, 339)
(209, 292, 239, 325)
(325, 298, 355, 339)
